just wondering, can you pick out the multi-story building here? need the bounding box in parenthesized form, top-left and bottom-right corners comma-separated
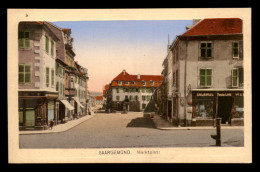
(45, 22, 75, 124)
(18, 21, 59, 130)
(95, 96, 104, 105)
(74, 62, 87, 117)
(106, 70, 162, 112)
(162, 18, 244, 126)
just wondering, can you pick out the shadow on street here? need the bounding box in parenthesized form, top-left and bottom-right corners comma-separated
(126, 117, 156, 129)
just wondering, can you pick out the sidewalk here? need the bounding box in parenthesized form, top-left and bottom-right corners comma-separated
(150, 113, 244, 130)
(19, 113, 96, 135)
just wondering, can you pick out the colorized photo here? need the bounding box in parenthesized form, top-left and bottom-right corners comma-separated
(18, 18, 244, 148)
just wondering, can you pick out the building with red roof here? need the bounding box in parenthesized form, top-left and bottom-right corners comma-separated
(159, 18, 244, 127)
(105, 70, 162, 112)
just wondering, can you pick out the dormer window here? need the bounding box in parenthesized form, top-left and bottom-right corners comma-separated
(142, 81, 146, 86)
(131, 81, 135, 85)
(118, 81, 122, 85)
(150, 81, 154, 86)
(125, 81, 129, 85)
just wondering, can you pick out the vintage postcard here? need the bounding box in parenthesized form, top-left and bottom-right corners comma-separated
(8, 8, 252, 163)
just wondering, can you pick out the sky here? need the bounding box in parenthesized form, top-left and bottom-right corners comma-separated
(52, 20, 193, 93)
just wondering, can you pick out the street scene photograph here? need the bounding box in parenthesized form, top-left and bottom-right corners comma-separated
(17, 17, 245, 149)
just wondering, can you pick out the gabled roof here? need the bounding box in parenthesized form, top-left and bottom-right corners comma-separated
(95, 96, 103, 100)
(111, 70, 162, 88)
(182, 18, 242, 36)
(113, 71, 162, 82)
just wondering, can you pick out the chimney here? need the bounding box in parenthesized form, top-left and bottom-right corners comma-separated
(137, 74, 140, 79)
(122, 69, 126, 75)
(193, 19, 201, 25)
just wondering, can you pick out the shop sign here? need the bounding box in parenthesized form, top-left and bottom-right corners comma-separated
(196, 93, 214, 97)
(217, 93, 231, 96)
(234, 93, 244, 97)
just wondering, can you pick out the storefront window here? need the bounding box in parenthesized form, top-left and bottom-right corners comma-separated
(48, 101, 54, 121)
(233, 96, 244, 118)
(195, 99, 214, 118)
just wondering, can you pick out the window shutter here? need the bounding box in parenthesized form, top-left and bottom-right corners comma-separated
(200, 69, 205, 87)
(18, 32, 24, 48)
(239, 41, 243, 60)
(239, 68, 244, 86)
(232, 68, 238, 87)
(25, 65, 31, 83)
(24, 32, 30, 48)
(46, 67, 49, 86)
(51, 69, 54, 86)
(19, 65, 24, 83)
(206, 69, 212, 86)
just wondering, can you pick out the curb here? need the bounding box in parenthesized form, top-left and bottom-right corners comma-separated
(156, 126, 244, 130)
(19, 114, 96, 135)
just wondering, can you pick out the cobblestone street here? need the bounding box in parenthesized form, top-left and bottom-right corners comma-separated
(19, 112, 244, 148)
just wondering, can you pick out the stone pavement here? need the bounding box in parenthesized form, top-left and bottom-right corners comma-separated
(19, 113, 96, 135)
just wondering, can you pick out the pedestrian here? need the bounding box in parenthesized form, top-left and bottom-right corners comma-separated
(50, 120, 54, 130)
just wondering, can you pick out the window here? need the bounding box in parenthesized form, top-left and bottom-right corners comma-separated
(56, 82, 59, 91)
(233, 42, 239, 58)
(142, 104, 146, 109)
(18, 31, 30, 48)
(135, 95, 139, 101)
(141, 88, 146, 93)
(150, 81, 154, 86)
(195, 99, 214, 118)
(51, 69, 54, 86)
(46, 67, 49, 87)
(147, 95, 151, 101)
(19, 64, 31, 84)
(142, 96, 146, 101)
(200, 42, 212, 58)
(136, 88, 139, 92)
(116, 96, 120, 101)
(233, 41, 243, 60)
(60, 82, 62, 95)
(70, 78, 74, 89)
(142, 81, 146, 86)
(131, 81, 135, 85)
(118, 81, 122, 85)
(200, 69, 212, 87)
(129, 95, 132, 100)
(51, 41, 54, 56)
(125, 88, 129, 92)
(45, 36, 49, 53)
(55, 63, 58, 75)
(232, 68, 244, 87)
(125, 95, 128, 100)
(146, 88, 152, 93)
(116, 88, 119, 93)
(125, 81, 129, 85)
(75, 89, 77, 97)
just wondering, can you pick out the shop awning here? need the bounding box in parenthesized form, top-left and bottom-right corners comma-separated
(60, 100, 74, 110)
(74, 99, 85, 109)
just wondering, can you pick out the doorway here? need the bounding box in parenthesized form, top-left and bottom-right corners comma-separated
(168, 100, 172, 119)
(217, 96, 232, 124)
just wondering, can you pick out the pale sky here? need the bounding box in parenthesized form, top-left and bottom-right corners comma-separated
(52, 20, 193, 92)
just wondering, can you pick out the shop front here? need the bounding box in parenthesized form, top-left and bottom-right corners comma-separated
(18, 91, 58, 130)
(191, 90, 244, 126)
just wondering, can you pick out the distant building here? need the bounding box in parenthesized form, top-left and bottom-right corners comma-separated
(106, 70, 162, 112)
(95, 96, 104, 105)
